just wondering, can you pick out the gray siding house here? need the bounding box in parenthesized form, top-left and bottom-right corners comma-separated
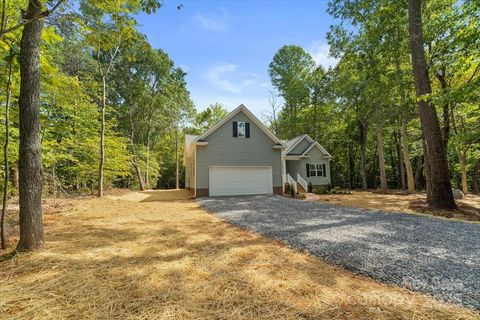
(282, 134, 332, 192)
(184, 105, 332, 197)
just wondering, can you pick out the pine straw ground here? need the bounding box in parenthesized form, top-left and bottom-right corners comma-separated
(0, 190, 478, 319)
(314, 191, 480, 222)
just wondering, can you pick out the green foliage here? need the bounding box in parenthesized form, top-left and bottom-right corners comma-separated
(290, 186, 295, 198)
(315, 186, 328, 195)
(193, 103, 228, 132)
(269, 45, 316, 139)
(0, 0, 195, 197)
(268, 0, 479, 193)
(296, 192, 306, 200)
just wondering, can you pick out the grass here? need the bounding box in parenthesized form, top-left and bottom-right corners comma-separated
(0, 190, 478, 319)
(315, 190, 480, 222)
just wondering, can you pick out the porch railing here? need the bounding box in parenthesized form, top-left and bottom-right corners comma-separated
(297, 173, 308, 192)
(286, 173, 297, 193)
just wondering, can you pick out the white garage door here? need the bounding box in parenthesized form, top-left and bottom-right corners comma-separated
(209, 166, 273, 196)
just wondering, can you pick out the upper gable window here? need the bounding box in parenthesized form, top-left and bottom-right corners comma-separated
(238, 122, 246, 138)
(233, 121, 250, 138)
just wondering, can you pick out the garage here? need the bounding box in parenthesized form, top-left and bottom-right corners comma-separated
(209, 166, 273, 196)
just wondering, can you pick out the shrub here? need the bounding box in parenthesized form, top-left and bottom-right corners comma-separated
(296, 192, 306, 199)
(315, 186, 327, 194)
(331, 187, 340, 194)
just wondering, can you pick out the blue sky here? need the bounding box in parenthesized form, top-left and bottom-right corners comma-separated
(135, 0, 338, 118)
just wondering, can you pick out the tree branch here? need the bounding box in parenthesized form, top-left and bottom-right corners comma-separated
(0, 0, 65, 38)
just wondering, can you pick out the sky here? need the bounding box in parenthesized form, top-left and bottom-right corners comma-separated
(135, 0, 338, 119)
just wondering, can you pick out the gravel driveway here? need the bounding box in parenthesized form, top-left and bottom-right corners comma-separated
(198, 195, 480, 309)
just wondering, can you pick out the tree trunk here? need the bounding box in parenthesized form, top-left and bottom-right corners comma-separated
(10, 161, 18, 188)
(414, 156, 424, 190)
(17, 0, 45, 251)
(376, 124, 387, 190)
(401, 117, 415, 193)
(97, 75, 106, 197)
(435, 70, 450, 150)
(359, 120, 367, 190)
(423, 140, 432, 199)
(128, 108, 145, 191)
(145, 130, 151, 189)
(348, 142, 355, 189)
(1, 50, 12, 250)
(408, 0, 456, 209)
(472, 162, 479, 194)
(52, 165, 56, 203)
(394, 41, 415, 193)
(459, 149, 468, 194)
(394, 130, 405, 189)
(131, 158, 145, 191)
(175, 127, 179, 189)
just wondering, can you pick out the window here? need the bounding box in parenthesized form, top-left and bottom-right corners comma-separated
(238, 122, 246, 138)
(309, 163, 324, 177)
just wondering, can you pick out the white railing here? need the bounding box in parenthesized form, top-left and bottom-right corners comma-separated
(286, 173, 297, 193)
(297, 173, 308, 192)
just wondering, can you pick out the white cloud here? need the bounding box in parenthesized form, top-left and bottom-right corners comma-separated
(309, 41, 339, 69)
(204, 63, 258, 94)
(193, 13, 228, 32)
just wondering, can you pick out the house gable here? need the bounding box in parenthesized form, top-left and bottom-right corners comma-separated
(302, 141, 332, 159)
(194, 106, 284, 192)
(194, 104, 285, 147)
(288, 136, 311, 155)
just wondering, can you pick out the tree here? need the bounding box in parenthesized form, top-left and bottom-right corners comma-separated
(16, 0, 47, 251)
(408, 0, 456, 208)
(194, 103, 227, 132)
(0, 46, 14, 249)
(79, 0, 162, 196)
(269, 45, 315, 139)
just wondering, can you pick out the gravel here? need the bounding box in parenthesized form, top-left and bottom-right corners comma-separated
(198, 195, 480, 309)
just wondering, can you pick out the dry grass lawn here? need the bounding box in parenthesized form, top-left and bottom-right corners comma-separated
(314, 191, 480, 222)
(0, 190, 478, 319)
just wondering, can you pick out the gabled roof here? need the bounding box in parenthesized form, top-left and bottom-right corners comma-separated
(283, 136, 303, 150)
(283, 134, 314, 155)
(301, 141, 333, 159)
(283, 134, 332, 159)
(193, 104, 286, 147)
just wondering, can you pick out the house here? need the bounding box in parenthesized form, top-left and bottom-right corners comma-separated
(282, 134, 332, 193)
(184, 104, 332, 197)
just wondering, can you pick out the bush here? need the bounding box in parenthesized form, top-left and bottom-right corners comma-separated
(331, 186, 340, 194)
(296, 192, 306, 199)
(315, 186, 327, 194)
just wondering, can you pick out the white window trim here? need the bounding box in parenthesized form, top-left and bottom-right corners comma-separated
(237, 121, 246, 138)
(309, 163, 324, 177)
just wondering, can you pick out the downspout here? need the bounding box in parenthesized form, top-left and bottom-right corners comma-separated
(194, 145, 197, 198)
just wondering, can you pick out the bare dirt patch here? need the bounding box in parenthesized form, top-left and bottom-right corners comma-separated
(0, 191, 478, 319)
(314, 190, 480, 222)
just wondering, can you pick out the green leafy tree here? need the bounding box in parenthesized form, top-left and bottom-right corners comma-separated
(268, 45, 315, 139)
